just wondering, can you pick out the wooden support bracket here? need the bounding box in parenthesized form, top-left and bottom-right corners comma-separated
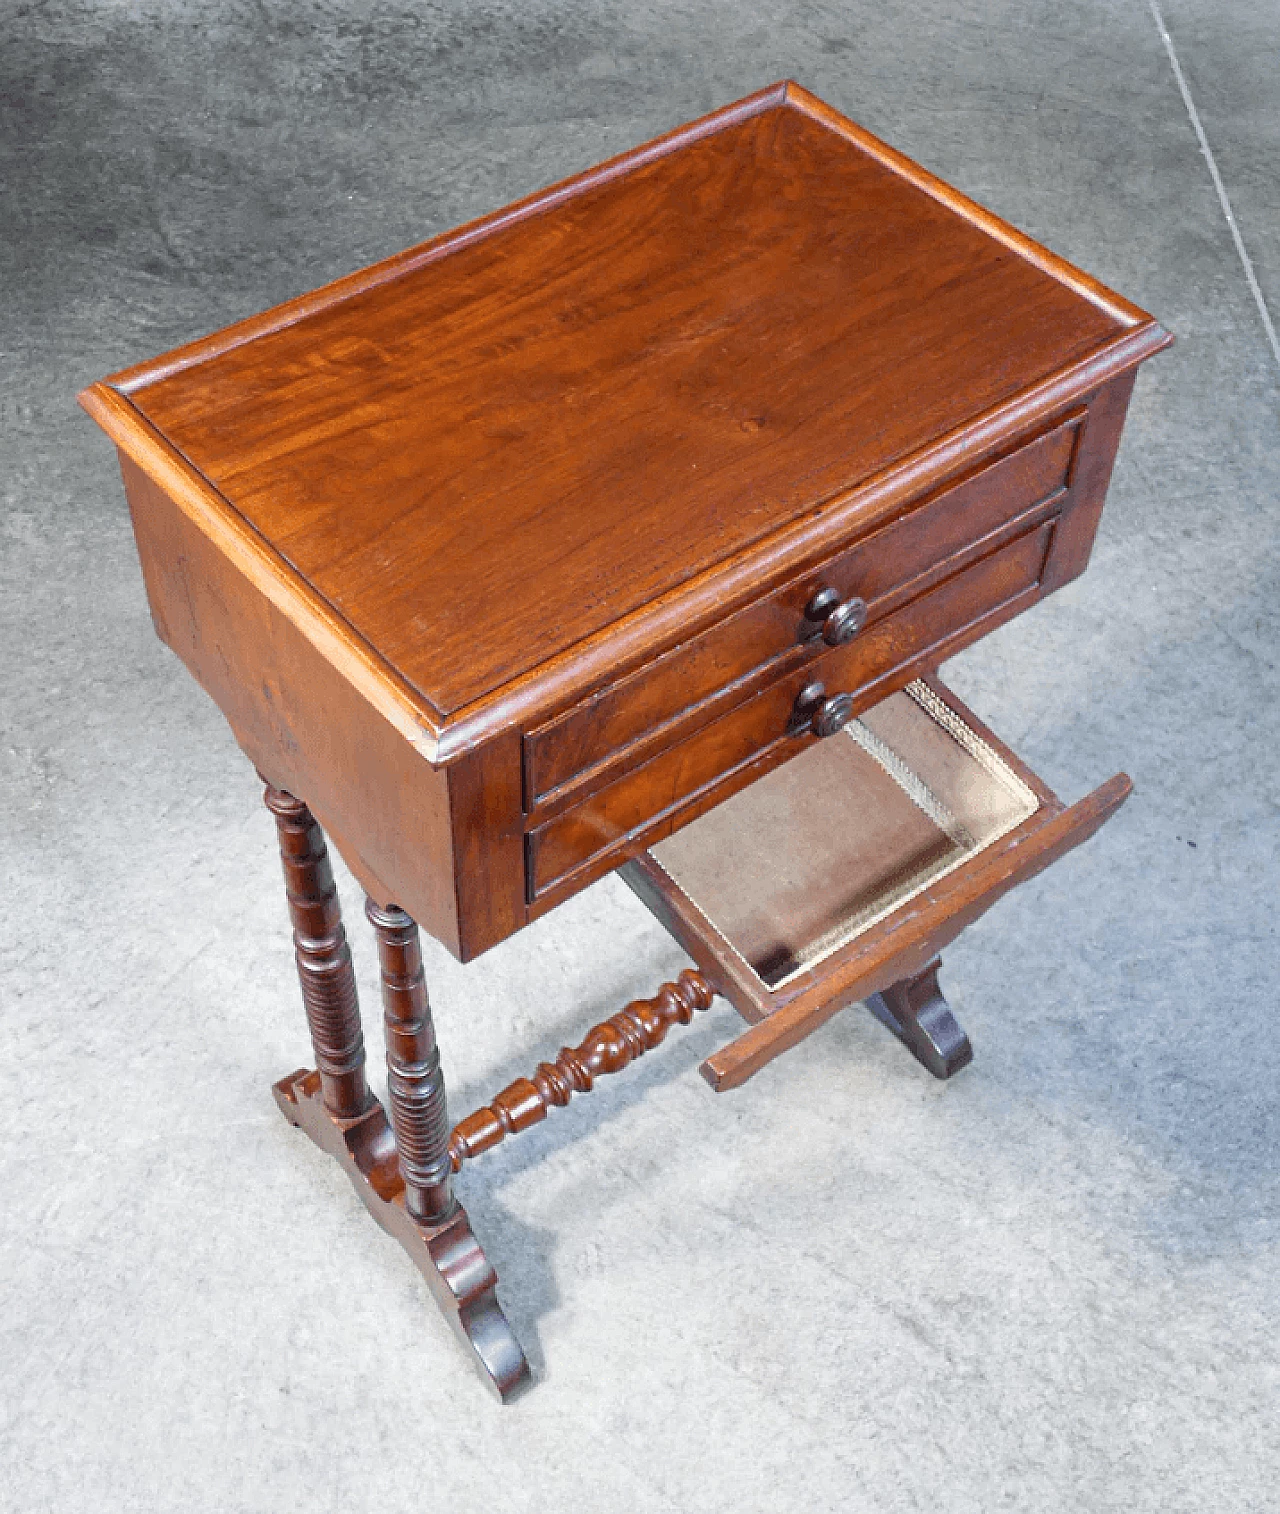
(273, 1068, 533, 1402)
(865, 958, 973, 1079)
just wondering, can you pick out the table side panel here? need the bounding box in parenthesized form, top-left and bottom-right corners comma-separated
(446, 731, 528, 961)
(118, 453, 474, 958)
(1041, 367, 1138, 591)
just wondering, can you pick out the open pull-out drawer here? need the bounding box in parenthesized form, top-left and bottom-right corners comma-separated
(620, 674, 1131, 1090)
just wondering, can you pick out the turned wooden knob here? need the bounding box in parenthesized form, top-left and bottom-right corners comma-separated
(791, 681, 855, 738)
(803, 586, 867, 646)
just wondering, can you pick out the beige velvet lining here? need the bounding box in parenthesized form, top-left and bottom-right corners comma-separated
(647, 680, 1041, 989)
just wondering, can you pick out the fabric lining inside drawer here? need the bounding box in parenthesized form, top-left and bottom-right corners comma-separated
(646, 680, 1040, 988)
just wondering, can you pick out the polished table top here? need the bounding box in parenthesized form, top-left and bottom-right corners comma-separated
(85, 80, 1166, 763)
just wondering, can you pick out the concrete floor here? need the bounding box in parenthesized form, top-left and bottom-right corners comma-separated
(3, 2, 1277, 1509)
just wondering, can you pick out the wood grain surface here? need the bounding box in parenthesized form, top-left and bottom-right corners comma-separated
(83, 82, 1170, 967)
(82, 81, 1168, 759)
(523, 411, 1080, 807)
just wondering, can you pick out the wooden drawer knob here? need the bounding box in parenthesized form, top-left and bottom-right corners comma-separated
(803, 586, 867, 646)
(791, 681, 855, 738)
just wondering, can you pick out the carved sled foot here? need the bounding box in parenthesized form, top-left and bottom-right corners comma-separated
(273, 1067, 532, 1402)
(865, 958, 973, 1080)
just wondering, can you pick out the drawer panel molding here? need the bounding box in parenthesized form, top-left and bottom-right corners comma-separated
(524, 412, 1080, 811)
(527, 517, 1056, 903)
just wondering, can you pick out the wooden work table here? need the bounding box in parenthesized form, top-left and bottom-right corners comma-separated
(80, 81, 1171, 1399)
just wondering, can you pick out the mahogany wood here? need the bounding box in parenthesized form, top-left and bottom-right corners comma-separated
(865, 959, 973, 1080)
(98, 101, 1141, 727)
(528, 517, 1055, 901)
(82, 86, 1168, 951)
(120, 455, 474, 953)
(76, 83, 1172, 1398)
(79, 83, 1169, 773)
(522, 412, 1078, 808)
(264, 783, 372, 1120)
(264, 806, 529, 1396)
(448, 970, 716, 1169)
(366, 901, 454, 1224)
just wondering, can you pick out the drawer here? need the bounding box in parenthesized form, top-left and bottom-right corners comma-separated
(622, 674, 1131, 1090)
(526, 515, 1057, 903)
(524, 411, 1081, 811)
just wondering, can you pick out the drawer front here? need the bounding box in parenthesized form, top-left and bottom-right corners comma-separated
(527, 516, 1057, 903)
(524, 412, 1080, 810)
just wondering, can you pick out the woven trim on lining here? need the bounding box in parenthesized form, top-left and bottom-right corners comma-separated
(904, 680, 1040, 814)
(843, 717, 978, 851)
(766, 680, 1041, 985)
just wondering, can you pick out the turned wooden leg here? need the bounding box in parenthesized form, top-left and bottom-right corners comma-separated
(262, 791, 530, 1400)
(348, 896, 530, 1399)
(364, 900, 454, 1224)
(865, 958, 973, 1080)
(263, 783, 372, 1119)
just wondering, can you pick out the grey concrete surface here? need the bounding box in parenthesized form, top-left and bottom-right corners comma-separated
(1156, 0, 1280, 350)
(2, 2, 1277, 1510)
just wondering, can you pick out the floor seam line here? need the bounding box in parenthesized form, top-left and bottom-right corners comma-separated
(1146, 0, 1280, 374)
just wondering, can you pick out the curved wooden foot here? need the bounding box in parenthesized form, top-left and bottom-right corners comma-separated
(865, 958, 972, 1080)
(273, 1068, 532, 1402)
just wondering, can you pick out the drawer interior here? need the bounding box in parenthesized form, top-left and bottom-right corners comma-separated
(622, 674, 1130, 1090)
(644, 680, 1041, 990)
